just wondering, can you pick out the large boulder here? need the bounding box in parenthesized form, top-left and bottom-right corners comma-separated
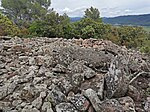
(105, 56, 129, 98)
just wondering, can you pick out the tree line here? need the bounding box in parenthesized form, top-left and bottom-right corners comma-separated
(0, 0, 150, 53)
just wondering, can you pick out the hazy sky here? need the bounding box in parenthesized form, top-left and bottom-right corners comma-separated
(51, 0, 150, 17)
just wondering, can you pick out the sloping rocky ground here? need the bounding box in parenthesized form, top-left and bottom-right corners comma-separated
(0, 36, 150, 112)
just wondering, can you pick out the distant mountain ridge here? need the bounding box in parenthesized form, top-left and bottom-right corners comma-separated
(103, 14, 150, 26)
(70, 14, 150, 26)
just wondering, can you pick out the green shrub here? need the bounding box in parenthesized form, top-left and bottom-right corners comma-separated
(140, 39, 150, 54)
(62, 18, 111, 39)
(0, 13, 20, 36)
(116, 26, 146, 48)
(81, 25, 95, 38)
(29, 21, 55, 37)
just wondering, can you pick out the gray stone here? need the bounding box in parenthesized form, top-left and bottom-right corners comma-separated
(26, 70, 35, 79)
(101, 99, 123, 112)
(29, 65, 39, 71)
(38, 66, 47, 75)
(40, 91, 47, 98)
(33, 77, 44, 85)
(55, 103, 78, 112)
(127, 85, 141, 101)
(68, 60, 87, 73)
(88, 106, 95, 112)
(12, 100, 22, 107)
(67, 94, 90, 111)
(9, 110, 18, 112)
(42, 102, 53, 112)
(81, 74, 104, 100)
(22, 105, 40, 112)
(21, 84, 38, 102)
(117, 96, 136, 112)
(52, 64, 67, 73)
(83, 88, 104, 112)
(83, 67, 96, 79)
(144, 97, 150, 112)
(19, 56, 28, 61)
(47, 109, 54, 112)
(29, 57, 36, 65)
(0, 69, 7, 75)
(36, 56, 45, 66)
(45, 72, 54, 78)
(0, 101, 12, 111)
(0, 64, 5, 69)
(105, 56, 129, 98)
(34, 84, 47, 91)
(20, 102, 28, 107)
(0, 82, 17, 100)
(16, 76, 29, 84)
(100, 97, 136, 112)
(57, 78, 73, 94)
(45, 87, 66, 106)
(32, 97, 42, 109)
(71, 73, 84, 86)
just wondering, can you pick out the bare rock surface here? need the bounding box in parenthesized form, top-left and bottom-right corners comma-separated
(0, 37, 149, 112)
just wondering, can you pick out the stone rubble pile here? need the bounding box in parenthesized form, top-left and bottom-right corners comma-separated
(0, 36, 150, 112)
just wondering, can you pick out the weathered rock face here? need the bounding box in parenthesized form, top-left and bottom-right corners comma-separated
(105, 56, 129, 98)
(0, 36, 149, 112)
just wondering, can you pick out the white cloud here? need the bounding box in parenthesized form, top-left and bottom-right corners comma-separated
(54, 6, 87, 17)
(51, 0, 150, 17)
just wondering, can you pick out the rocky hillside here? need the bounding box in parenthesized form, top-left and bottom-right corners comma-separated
(0, 36, 150, 112)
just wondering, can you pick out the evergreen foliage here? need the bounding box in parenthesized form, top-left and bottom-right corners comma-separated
(0, 13, 20, 36)
(1, 0, 51, 25)
(84, 6, 102, 22)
